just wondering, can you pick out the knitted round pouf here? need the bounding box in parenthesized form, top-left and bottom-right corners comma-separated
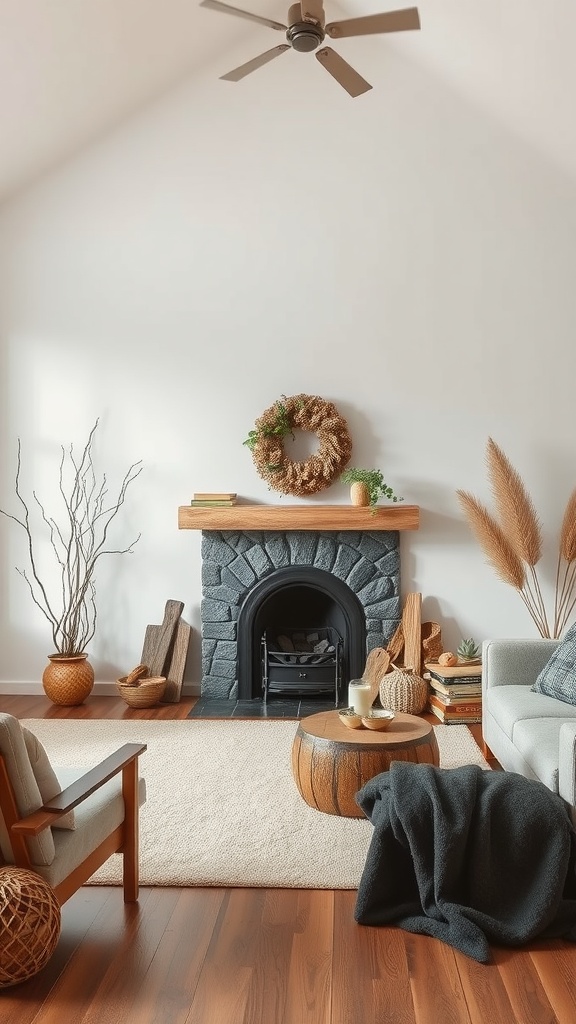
(0, 867, 61, 987)
(379, 664, 429, 715)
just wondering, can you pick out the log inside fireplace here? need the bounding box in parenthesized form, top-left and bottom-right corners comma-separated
(261, 627, 343, 707)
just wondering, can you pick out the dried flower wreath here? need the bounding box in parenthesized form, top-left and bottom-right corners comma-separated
(243, 393, 352, 497)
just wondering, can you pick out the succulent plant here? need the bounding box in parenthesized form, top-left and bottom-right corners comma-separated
(457, 637, 481, 661)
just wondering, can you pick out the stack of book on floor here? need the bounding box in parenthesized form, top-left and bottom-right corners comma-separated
(190, 493, 237, 507)
(424, 661, 483, 724)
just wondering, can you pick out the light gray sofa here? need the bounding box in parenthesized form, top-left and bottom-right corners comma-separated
(482, 638, 576, 819)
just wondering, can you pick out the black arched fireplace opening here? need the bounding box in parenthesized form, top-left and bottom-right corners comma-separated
(236, 565, 366, 704)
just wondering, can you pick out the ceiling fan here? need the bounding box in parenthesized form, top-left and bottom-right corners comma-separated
(199, 1, 421, 97)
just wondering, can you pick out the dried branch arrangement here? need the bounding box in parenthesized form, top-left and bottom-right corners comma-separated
(457, 438, 576, 639)
(0, 420, 142, 655)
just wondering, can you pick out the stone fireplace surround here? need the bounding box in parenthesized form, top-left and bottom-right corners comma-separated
(178, 503, 420, 704)
(201, 529, 400, 700)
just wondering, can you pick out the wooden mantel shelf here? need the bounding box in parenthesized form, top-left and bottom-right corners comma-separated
(178, 504, 420, 532)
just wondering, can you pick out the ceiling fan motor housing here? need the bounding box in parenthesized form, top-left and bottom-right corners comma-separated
(286, 2, 325, 51)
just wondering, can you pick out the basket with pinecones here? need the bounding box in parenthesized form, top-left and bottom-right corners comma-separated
(116, 664, 166, 707)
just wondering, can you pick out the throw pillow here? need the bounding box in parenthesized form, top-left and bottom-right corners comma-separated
(22, 728, 75, 830)
(531, 621, 576, 706)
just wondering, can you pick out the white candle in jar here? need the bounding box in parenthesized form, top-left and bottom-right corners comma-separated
(348, 679, 372, 716)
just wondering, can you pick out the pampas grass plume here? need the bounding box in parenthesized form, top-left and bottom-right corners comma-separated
(456, 490, 526, 590)
(459, 439, 576, 638)
(486, 437, 542, 565)
(560, 489, 576, 564)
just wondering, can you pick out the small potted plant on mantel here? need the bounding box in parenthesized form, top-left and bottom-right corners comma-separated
(341, 467, 403, 510)
(0, 420, 142, 706)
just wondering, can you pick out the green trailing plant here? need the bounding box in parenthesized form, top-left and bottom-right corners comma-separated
(341, 467, 403, 508)
(0, 420, 142, 656)
(457, 637, 481, 661)
(457, 437, 576, 639)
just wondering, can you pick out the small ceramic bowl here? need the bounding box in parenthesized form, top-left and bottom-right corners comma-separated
(338, 707, 364, 729)
(361, 709, 395, 731)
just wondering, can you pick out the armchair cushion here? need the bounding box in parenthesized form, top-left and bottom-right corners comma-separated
(32, 767, 146, 891)
(532, 621, 576, 706)
(22, 728, 75, 830)
(0, 715, 55, 866)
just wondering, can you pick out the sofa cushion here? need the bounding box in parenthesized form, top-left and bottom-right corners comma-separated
(511, 718, 567, 793)
(532, 621, 576, 705)
(484, 684, 576, 740)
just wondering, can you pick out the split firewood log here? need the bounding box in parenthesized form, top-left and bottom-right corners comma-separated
(125, 664, 150, 686)
(362, 648, 391, 706)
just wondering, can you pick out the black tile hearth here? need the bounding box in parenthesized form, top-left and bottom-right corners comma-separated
(188, 695, 348, 720)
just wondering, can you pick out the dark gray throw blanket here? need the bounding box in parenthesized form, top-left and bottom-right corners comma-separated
(355, 763, 576, 963)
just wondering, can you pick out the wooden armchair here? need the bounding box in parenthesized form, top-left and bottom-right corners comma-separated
(0, 713, 146, 905)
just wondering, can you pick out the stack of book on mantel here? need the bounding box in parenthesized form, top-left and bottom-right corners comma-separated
(190, 492, 237, 507)
(424, 661, 483, 725)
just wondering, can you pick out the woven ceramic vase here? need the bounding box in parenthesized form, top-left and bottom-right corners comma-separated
(42, 653, 95, 706)
(349, 482, 370, 506)
(379, 664, 429, 715)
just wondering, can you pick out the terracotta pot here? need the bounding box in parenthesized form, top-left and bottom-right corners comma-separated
(42, 653, 94, 706)
(350, 481, 370, 507)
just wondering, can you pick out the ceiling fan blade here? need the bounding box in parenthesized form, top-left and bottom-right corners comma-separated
(200, 0, 287, 32)
(300, 0, 325, 25)
(326, 7, 420, 39)
(316, 47, 372, 97)
(220, 44, 291, 81)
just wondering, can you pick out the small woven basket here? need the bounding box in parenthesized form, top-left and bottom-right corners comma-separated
(379, 663, 429, 715)
(421, 621, 443, 664)
(116, 676, 166, 708)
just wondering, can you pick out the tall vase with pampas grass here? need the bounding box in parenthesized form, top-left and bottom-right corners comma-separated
(456, 438, 576, 639)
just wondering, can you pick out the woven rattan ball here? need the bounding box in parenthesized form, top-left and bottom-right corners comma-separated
(0, 867, 61, 987)
(379, 664, 429, 715)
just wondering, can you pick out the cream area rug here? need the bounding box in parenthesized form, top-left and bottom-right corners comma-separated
(22, 719, 490, 890)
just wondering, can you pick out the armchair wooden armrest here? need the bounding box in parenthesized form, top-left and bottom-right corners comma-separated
(11, 743, 147, 836)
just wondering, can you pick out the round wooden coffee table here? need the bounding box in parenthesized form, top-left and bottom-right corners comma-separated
(291, 709, 439, 817)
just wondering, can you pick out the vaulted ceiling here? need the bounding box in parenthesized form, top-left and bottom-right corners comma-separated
(1, 1, 575, 206)
(0, 0, 250, 203)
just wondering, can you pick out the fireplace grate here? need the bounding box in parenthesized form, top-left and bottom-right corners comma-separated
(261, 627, 343, 707)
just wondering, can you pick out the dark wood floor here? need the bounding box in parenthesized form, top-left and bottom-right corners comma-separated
(1, 694, 576, 1024)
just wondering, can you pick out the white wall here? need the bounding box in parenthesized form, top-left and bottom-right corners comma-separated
(1, 4, 576, 689)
